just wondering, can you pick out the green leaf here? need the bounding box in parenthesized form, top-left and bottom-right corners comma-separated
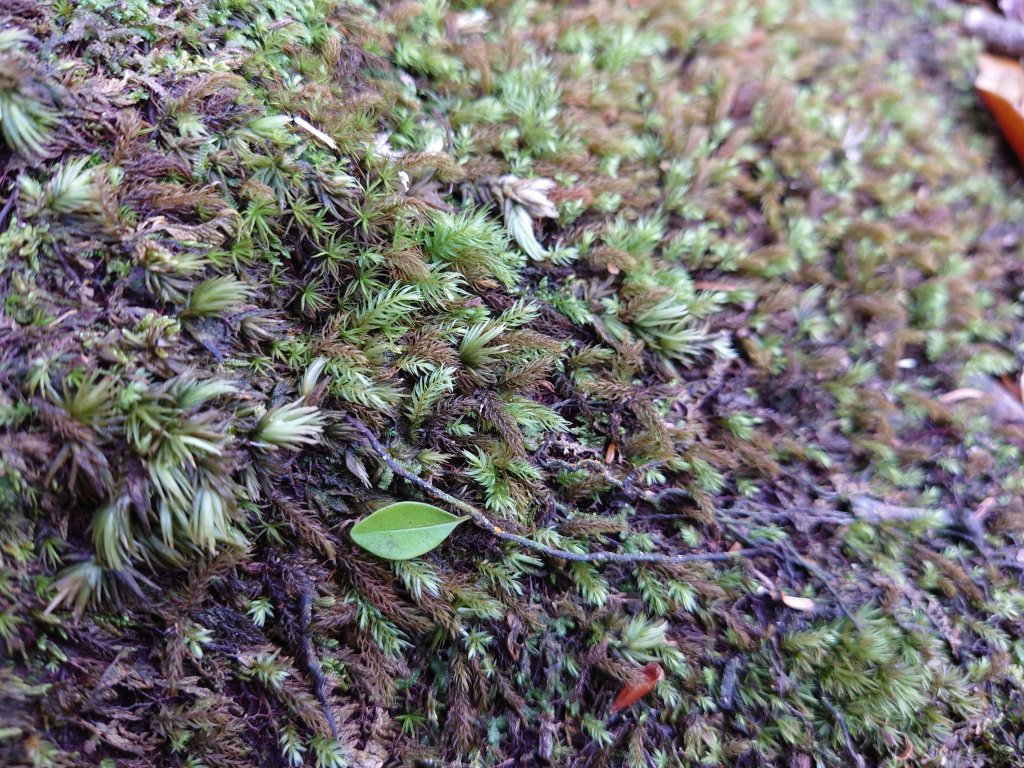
(350, 501, 469, 560)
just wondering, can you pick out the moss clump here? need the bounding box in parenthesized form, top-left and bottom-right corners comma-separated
(2, 0, 1024, 765)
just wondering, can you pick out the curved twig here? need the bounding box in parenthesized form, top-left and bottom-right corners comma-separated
(349, 418, 765, 566)
(299, 580, 338, 739)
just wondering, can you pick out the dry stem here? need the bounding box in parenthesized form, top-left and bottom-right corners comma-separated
(349, 419, 765, 566)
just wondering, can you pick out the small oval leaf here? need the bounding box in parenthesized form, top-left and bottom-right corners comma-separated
(350, 501, 469, 560)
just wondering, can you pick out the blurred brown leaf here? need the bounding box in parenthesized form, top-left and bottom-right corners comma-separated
(976, 53, 1024, 164)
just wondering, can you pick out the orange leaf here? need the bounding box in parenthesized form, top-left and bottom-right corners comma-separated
(976, 53, 1024, 166)
(605, 442, 617, 465)
(609, 662, 665, 714)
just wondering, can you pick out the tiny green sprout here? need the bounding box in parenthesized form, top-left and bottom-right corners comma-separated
(406, 366, 455, 426)
(183, 622, 213, 660)
(252, 400, 326, 450)
(570, 561, 610, 607)
(45, 558, 109, 617)
(396, 712, 427, 737)
(311, 736, 348, 768)
(55, 372, 118, 426)
(581, 712, 613, 748)
(504, 202, 547, 260)
(91, 497, 136, 570)
(297, 277, 331, 317)
(0, 29, 56, 158)
(241, 114, 295, 144)
(23, 735, 61, 768)
(174, 379, 237, 411)
(168, 729, 191, 753)
(0, 611, 23, 652)
(459, 320, 508, 370)
(184, 275, 250, 318)
(279, 725, 306, 768)
(722, 412, 761, 440)
(462, 629, 493, 659)
(247, 597, 274, 628)
(20, 157, 99, 216)
(25, 356, 55, 397)
(804, 445, 834, 469)
(190, 483, 238, 554)
(616, 615, 668, 663)
(246, 649, 289, 689)
(299, 357, 330, 399)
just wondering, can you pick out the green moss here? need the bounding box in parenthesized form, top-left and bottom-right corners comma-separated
(2, 0, 1024, 765)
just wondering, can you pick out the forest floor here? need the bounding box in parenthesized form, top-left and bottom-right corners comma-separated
(3, 0, 1024, 766)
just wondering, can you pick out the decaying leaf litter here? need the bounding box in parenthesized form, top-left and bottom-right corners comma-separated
(3, 0, 1024, 765)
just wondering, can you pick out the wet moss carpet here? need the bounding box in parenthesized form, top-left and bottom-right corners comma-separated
(3, 0, 1024, 765)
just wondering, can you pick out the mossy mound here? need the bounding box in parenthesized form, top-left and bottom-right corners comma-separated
(3, 0, 1024, 765)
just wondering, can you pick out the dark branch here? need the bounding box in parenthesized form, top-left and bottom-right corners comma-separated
(299, 580, 338, 739)
(964, 8, 1024, 56)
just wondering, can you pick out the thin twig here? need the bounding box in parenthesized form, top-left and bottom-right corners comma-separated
(0, 184, 17, 231)
(718, 656, 741, 712)
(821, 695, 865, 768)
(299, 580, 338, 739)
(349, 418, 765, 566)
(52, 240, 82, 285)
(848, 496, 952, 527)
(964, 7, 1024, 56)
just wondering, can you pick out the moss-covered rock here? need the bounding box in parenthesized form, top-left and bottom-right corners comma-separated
(2, 0, 1024, 765)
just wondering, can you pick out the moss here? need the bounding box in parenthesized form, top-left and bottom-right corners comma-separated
(1, 0, 1024, 765)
